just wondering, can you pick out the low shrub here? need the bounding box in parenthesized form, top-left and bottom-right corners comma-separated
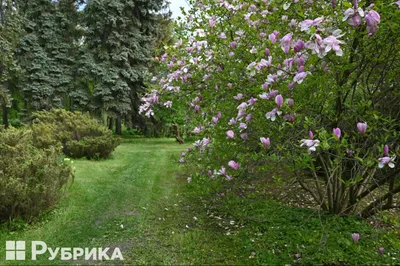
(0, 127, 73, 222)
(32, 109, 120, 159)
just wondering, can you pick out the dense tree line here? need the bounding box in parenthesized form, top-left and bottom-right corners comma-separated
(0, 0, 172, 134)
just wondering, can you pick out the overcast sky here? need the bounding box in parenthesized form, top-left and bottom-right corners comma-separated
(169, 0, 190, 19)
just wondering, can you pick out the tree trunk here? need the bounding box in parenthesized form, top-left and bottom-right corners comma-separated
(2, 104, 8, 129)
(108, 117, 114, 130)
(116, 117, 122, 135)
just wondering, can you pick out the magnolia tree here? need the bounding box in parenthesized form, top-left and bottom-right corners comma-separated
(141, 0, 400, 217)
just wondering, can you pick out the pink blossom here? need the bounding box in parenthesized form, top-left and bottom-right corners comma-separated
(233, 94, 243, 100)
(300, 139, 320, 153)
(239, 123, 247, 129)
(275, 94, 284, 108)
(260, 137, 270, 148)
(357, 122, 367, 134)
(266, 108, 280, 121)
(293, 40, 305, 52)
(352, 233, 360, 244)
(265, 48, 270, 57)
(226, 130, 235, 139)
(378, 156, 396, 168)
(212, 117, 219, 124)
(231, 41, 237, 48)
(378, 248, 384, 256)
(218, 166, 226, 175)
(365, 10, 380, 36)
(384, 145, 389, 156)
(240, 133, 248, 140)
(294, 71, 309, 84)
(323, 35, 344, 56)
(193, 127, 201, 134)
(209, 16, 216, 27)
(300, 17, 324, 32)
(280, 33, 293, 54)
(228, 160, 239, 170)
(333, 127, 341, 139)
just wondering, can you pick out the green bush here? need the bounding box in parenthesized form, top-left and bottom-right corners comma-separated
(32, 109, 120, 159)
(0, 127, 73, 222)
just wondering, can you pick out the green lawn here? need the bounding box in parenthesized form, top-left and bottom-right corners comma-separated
(0, 139, 399, 265)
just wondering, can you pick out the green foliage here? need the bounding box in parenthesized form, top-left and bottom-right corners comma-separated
(31, 109, 120, 159)
(0, 127, 73, 222)
(82, 0, 165, 129)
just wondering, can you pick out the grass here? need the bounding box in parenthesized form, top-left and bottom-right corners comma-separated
(0, 138, 400, 264)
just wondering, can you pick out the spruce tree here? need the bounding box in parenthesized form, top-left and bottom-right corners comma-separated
(83, 0, 164, 134)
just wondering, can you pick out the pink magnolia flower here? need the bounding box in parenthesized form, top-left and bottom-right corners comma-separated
(233, 93, 243, 100)
(212, 117, 219, 124)
(240, 133, 248, 140)
(365, 10, 380, 36)
(288, 98, 295, 107)
(384, 145, 389, 156)
(193, 127, 201, 134)
(225, 175, 233, 181)
(266, 108, 280, 121)
(343, 8, 364, 27)
(323, 35, 344, 56)
(300, 139, 320, 153)
(248, 97, 257, 105)
(294, 71, 309, 84)
(260, 137, 271, 148)
(396, 1, 400, 8)
(209, 16, 216, 27)
(333, 127, 341, 139)
(228, 160, 239, 170)
(218, 166, 226, 176)
(217, 112, 222, 119)
(275, 94, 284, 108)
(309, 131, 314, 139)
(293, 40, 305, 52)
(187, 177, 192, 183)
(378, 247, 384, 256)
(352, 233, 360, 244)
(239, 123, 247, 130)
(378, 156, 396, 168)
(269, 31, 279, 43)
(219, 32, 227, 39)
(357, 122, 367, 134)
(231, 41, 237, 49)
(300, 17, 324, 32)
(229, 118, 237, 125)
(280, 33, 293, 54)
(226, 130, 235, 139)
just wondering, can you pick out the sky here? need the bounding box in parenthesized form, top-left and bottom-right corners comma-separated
(169, 0, 190, 19)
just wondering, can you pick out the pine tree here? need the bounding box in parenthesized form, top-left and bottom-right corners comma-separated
(16, 0, 80, 111)
(0, 0, 22, 128)
(83, 0, 164, 134)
